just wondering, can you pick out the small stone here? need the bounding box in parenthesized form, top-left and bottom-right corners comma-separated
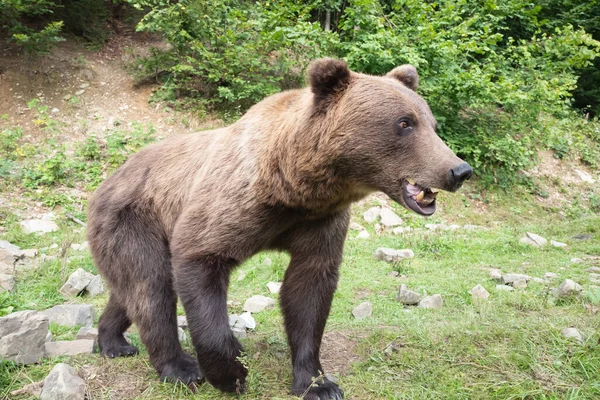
(0, 310, 49, 364)
(20, 219, 59, 234)
(502, 273, 531, 284)
(60, 268, 95, 297)
(586, 267, 600, 274)
(0, 240, 23, 264)
(262, 257, 272, 266)
(363, 207, 381, 223)
(574, 169, 595, 183)
(178, 327, 187, 342)
(349, 222, 365, 231)
(396, 284, 421, 305)
(85, 275, 104, 297)
(236, 270, 247, 281)
(544, 272, 558, 280)
(388, 271, 399, 277)
(352, 302, 372, 319)
(418, 294, 443, 309)
(79, 83, 90, 89)
(550, 240, 567, 248)
(512, 279, 528, 289)
(42, 304, 96, 327)
(39, 363, 86, 400)
(232, 327, 247, 339)
(45, 340, 94, 356)
(561, 327, 583, 343)
(425, 223, 442, 231)
(374, 223, 382, 232)
(392, 226, 411, 235)
(266, 281, 282, 294)
(532, 277, 547, 284)
(552, 279, 583, 299)
(63, 94, 72, 101)
(238, 312, 256, 330)
(75, 89, 85, 96)
(51, 108, 59, 114)
(21, 249, 38, 258)
(489, 270, 503, 283)
(356, 230, 370, 239)
(380, 208, 403, 227)
(496, 285, 514, 292)
(469, 284, 490, 300)
(572, 234, 592, 241)
(177, 316, 187, 329)
(374, 248, 414, 263)
(571, 258, 583, 263)
(519, 232, 547, 247)
(0, 274, 15, 292)
(76, 327, 98, 340)
(243, 295, 275, 313)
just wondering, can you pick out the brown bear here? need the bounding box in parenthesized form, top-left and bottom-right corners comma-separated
(87, 58, 472, 399)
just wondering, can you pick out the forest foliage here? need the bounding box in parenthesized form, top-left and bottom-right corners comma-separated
(2, 0, 600, 185)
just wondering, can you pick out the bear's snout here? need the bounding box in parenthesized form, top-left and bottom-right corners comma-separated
(449, 162, 473, 191)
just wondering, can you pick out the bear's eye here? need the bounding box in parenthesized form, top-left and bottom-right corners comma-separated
(396, 119, 413, 136)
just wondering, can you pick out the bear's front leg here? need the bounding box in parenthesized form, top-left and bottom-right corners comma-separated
(174, 254, 248, 393)
(278, 210, 349, 400)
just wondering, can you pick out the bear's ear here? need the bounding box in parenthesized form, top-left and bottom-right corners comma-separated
(308, 58, 351, 101)
(386, 65, 419, 91)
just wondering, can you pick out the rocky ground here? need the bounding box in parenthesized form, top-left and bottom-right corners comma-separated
(1, 37, 600, 400)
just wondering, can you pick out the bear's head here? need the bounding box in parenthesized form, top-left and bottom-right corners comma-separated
(308, 58, 472, 216)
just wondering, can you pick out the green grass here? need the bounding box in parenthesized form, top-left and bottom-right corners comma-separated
(2, 189, 600, 399)
(1, 112, 600, 399)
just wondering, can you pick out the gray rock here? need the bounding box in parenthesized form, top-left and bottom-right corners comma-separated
(392, 226, 412, 235)
(85, 275, 104, 297)
(75, 89, 85, 96)
(39, 363, 85, 400)
(178, 327, 187, 342)
(243, 295, 275, 313)
(571, 257, 583, 263)
(532, 277, 548, 284)
(561, 328, 583, 343)
(266, 281, 282, 294)
(586, 267, 600, 273)
(363, 207, 381, 223)
(388, 271, 399, 277)
(0, 240, 23, 264)
(380, 208, 403, 227)
(45, 340, 94, 356)
(469, 284, 490, 300)
(352, 302, 372, 319)
(512, 279, 528, 289)
(21, 248, 38, 258)
(519, 232, 547, 247)
(396, 284, 421, 305)
(496, 285, 514, 292)
(79, 83, 90, 89)
(0, 274, 15, 292)
(544, 272, 558, 280)
(238, 312, 256, 330)
(20, 219, 59, 234)
(232, 327, 247, 339)
(489, 270, 503, 283)
(177, 315, 187, 329)
(374, 247, 414, 263)
(574, 168, 595, 183)
(76, 327, 98, 340)
(46, 331, 53, 342)
(502, 273, 531, 284)
(552, 279, 583, 299)
(356, 230, 370, 239)
(349, 222, 365, 231)
(550, 240, 567, 248)
(0, 310, 49, 364)
(418, 294, 443, 309)
(60, 268, 95, 297)
(42, 304, 96, 327)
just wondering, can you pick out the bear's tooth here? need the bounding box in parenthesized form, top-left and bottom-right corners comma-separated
(416, 191, 425, 202)
(431, 188, 441, 193)
(407, 178, 416, 185)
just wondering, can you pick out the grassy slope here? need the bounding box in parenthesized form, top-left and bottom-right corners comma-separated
(1, 179, 600, 399)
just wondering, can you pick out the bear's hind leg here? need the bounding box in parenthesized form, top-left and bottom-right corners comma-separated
(98, 294, 138, 357)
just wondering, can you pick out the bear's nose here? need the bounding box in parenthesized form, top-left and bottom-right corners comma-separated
(449, 162, 473, 191)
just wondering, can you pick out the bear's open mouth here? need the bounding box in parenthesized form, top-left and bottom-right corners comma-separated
(402, 179, 438, 216)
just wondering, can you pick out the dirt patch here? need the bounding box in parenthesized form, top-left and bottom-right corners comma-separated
(81, 359, 150, 400)
(320, 331, 362, 376)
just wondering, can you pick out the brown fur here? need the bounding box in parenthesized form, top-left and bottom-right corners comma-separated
(87, 58, 471, 399)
